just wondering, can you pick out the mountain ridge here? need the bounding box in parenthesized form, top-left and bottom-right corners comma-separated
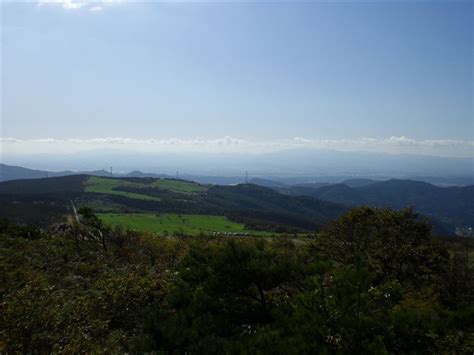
(0, 174, 347, 232)
(276, 179, 474, 232)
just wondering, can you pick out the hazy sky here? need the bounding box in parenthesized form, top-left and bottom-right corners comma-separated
(1, 0, 473, 156)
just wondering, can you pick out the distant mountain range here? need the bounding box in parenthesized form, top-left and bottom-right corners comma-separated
(0, 164, 173, 182)
(1, 163, 473, 186)
(3, 148, 473, 179)
(275, 179, 474, 232)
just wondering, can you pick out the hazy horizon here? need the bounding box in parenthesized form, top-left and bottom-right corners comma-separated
(3, 148, 473, 179)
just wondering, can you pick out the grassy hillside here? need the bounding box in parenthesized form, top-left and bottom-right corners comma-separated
(85, 176, 207, 201)
(0, 175, 347, 232)
(150, 179, 207, 194)
(116, 177, 207, 194)
(85, 176, 161, 201)
(80, 178, 348, 232)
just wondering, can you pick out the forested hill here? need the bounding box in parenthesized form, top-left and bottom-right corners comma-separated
(0, 174, 88, 195)
(276, 179, 474, 232)
(0, 175, 347, 232)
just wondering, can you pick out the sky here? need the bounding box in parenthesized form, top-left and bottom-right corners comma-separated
(1, 0, 473, 157)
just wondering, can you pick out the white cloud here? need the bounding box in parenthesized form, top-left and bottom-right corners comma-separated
(37, 0, 120, 11)
(1, 136, 473, 157)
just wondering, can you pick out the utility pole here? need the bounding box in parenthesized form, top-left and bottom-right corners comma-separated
(110, 167, 113, 177)
(245, 171, 248, 184)
(176, 171, 179, 180)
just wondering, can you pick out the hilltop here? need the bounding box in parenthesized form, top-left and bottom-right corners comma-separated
(0, 175, 346, 234)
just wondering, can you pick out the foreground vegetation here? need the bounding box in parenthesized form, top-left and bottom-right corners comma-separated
(1, 207, 473, 353)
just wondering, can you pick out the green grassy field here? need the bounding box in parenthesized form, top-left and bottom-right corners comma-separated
(84, 176, 207, 201)
(98, 213, 268, 236)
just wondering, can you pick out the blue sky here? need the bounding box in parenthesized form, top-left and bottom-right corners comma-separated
(1, 0, 473, 156)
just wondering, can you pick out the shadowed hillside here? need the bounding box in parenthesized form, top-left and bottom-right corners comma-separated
(277, 179, 474, 232)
